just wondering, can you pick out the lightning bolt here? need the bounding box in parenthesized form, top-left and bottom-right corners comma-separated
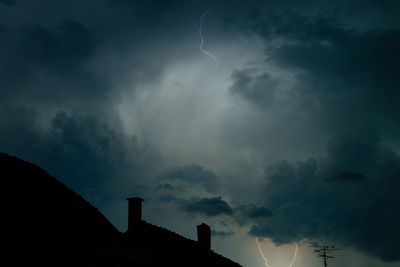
(256, 238, 299, 267)
(256, 238, 272, 267)
(288, 243, 299, 267)
(199, 9, 218, 68)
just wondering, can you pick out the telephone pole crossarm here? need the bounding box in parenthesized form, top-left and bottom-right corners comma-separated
(310, 245, 340, 267)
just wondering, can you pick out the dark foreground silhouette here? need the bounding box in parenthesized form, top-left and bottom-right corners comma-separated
(0, 152, 241, 266)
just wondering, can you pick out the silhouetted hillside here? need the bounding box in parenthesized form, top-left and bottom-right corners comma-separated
(0, 152, 120, 266)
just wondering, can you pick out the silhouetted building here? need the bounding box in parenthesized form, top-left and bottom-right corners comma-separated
(1, 152, 241, 266)
(124, 197, 240, 266)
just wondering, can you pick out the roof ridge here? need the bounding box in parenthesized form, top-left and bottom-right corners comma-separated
(139, 220, 240, 265)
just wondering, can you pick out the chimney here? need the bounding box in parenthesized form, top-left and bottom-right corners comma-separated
(197, 223, 211, 250)
(127, 197, 143, 232)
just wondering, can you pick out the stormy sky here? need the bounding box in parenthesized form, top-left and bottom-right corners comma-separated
(1, 0, 400, 266)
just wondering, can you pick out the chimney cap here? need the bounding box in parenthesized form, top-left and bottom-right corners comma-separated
(127, 197, 144, 201)
(197, 223, 210, 228)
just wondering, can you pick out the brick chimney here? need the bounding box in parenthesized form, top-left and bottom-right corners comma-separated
(197, 223, 211, 250)
(127, 197, 143, 232)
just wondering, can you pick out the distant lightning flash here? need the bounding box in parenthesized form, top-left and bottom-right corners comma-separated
(256, 238, 272, 267)
(288, 243, 299, 267)
(199, 10, 218, 68)
(256, 238, 299, 267)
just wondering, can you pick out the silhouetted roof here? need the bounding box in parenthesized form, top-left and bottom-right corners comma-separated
(122, 220, 241, 266)
(0, 152, 241, 266)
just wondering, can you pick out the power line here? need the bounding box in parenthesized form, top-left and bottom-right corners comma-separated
(310, 245, 340, 267)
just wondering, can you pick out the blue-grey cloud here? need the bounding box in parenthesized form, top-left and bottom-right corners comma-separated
(238, 205, 273, 219)
(248, 132, 400, 261)
(0, 108, 159, 196)
(157, 164, 219, 194)
(182, 197, 233, 217)
(234, 204, 274, 226)
(24, 20, 94, 68)
(229, 68, 277, 108)
(0, 106, 39, 157)
(223, 9, 400, 261)
(211, 230, 235, 238)
(0, 0, 16, 6)
(1, 1, 400, 265)
(326, 171, 366, 183)
(230, 10, 400, 136)
(169, 193, 273, 228)
(157, 183, 182, 191)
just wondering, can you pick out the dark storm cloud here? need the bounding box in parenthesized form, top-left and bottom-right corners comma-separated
(223, 8, 400, 261)
(326, 171, 366, 183)
(157, 164, 219, 194)
(157, 183, 183, 191)
(230, 9, 400, 134)
(1, 17, 94, 74)
(248, 132, 400, 261)
(237, 205, 273, 219)
(0, 1, 211, 227)
(175, 192, 273, 225)
(24, 20, 94, 67)
(1, 1, 400, 265)
(0, 107, 157, 193)
(0, 20, 110, 115)
(229, 68, 277, 108)
(234, 204, 274, 226)
(0, 0, 203, 112)
(0, 0, 188, 193)
(38, 110, 132, 187)
(0, 0, 15, 6)
(211, 230, 234, 238)
(270, 28, 400, 105)
(182, 197, 233, 217)
(0, 106, 39, 157)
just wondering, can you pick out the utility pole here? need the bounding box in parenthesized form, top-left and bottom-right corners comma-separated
(310, 245, 340, 267)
